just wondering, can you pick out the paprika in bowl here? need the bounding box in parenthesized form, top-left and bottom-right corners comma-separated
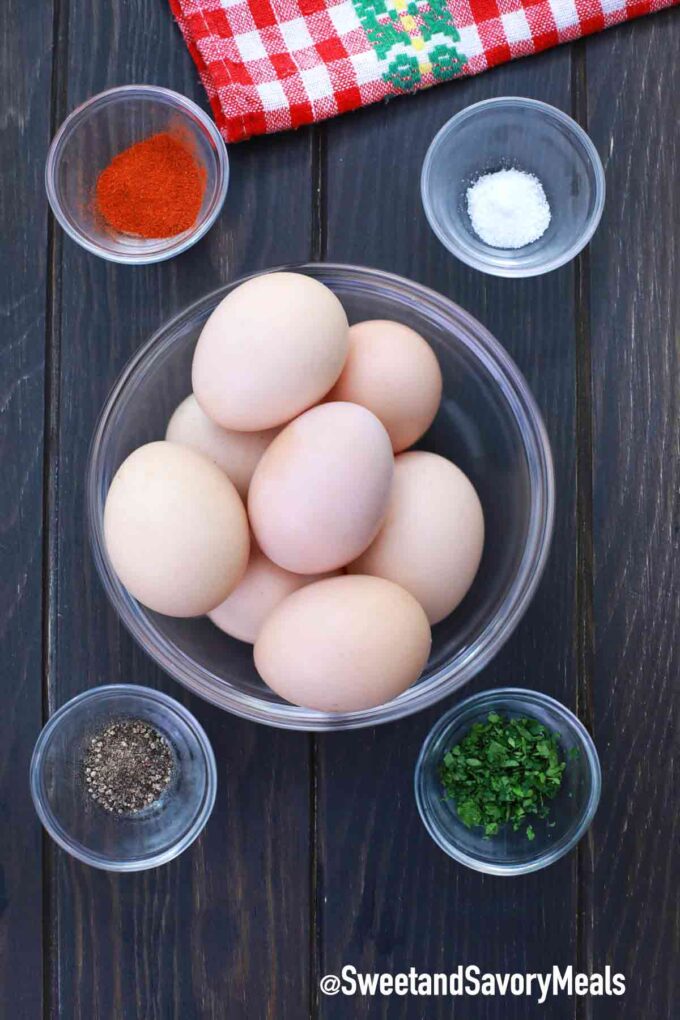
(45, 85, 229, 264)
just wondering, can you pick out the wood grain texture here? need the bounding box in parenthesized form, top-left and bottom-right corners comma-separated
(0, 0, 53, 1016)
(585, 13, 680, 1018)
(317, 51, 581, 1020)
(1, 1, 676, 1015)
(47, 1, 314, 1017)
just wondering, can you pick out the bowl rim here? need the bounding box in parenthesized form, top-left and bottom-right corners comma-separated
(30, 684, 218, 871)
(44, 84, 229, 265)
(420, 96, 606, 278)
(86, 262, 555, 731)
(414, 686, 602, 875)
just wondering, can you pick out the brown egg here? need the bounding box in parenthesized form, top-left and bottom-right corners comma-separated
(326, 319, 442, 452)
(248, 402, 394, 574)
(166, 394, 279, 499)
(349, 451, 484, 624)
(209, 544, 336, 644)
(192, 272, 349, 431)
(254, 575, 432, 712)
(104, 442, 249, 617)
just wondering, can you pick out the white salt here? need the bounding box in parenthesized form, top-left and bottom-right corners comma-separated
(466, 168, 551, 249)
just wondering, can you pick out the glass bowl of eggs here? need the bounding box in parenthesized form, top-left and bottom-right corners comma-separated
(87, 264, 554, 731)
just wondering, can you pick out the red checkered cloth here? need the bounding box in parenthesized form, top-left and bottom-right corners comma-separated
(169, 0, 678, 141)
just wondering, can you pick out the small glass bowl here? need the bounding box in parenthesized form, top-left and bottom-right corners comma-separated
(45, 85, 229, 264)
(415, 688, 600, 875)
(30, 685, 217, 871)
(421, 97, 605, 278)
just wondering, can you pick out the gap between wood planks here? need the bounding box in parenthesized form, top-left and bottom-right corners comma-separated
(309, 123, 327, 1020)
(571, 37, 596, 1020)
(42, 0, 70, 1013)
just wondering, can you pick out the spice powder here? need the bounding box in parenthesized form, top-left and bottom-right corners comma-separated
(82, 718, 174, 814)
(95, 131, 206, 239)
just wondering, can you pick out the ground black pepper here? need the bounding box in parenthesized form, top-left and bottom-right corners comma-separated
(82, 718, 173, 814)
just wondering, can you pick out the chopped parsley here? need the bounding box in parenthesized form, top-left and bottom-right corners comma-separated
(438, 712, 567, 840)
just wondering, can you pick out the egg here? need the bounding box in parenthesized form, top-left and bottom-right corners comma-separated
(326, 319, 443, 452)
(254, 575, 431, 711)
(192, 272, 349, 431)
(165, 394, 279, 499)
(209, 544, 336, 644)
(349, 451, 484, 624)
(104, 441, 249, 617)
(248, 402, 394, 574)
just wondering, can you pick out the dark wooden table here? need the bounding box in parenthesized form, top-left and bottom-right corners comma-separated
(2, 1, 679, 1017)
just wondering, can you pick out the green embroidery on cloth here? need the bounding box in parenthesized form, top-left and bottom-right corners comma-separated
(386, 51, 422, 89)
(352, 0, 466, 91)
(361, 9, 410, 61)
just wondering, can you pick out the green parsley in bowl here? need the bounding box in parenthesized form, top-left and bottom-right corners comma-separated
(414, 688, 600, 875)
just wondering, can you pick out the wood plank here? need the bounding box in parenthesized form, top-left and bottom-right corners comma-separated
(0, 0, 53, 1016)
(318, 52, 581, 1019)
(585, 14, 680, 1018)
(48, 1, 314, 1016)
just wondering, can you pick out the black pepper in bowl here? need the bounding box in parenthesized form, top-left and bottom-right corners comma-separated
(82, 718, 173, 814)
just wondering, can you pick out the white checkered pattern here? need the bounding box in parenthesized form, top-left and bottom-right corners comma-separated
(169, 0, 679, 140)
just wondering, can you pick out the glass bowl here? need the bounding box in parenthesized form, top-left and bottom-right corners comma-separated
(421, 97, 605, 277)
(86, 263, 554, 731)
(45, 85, 229, 264)
(30, 685, 217, 871)
(415, 688, 601, 875)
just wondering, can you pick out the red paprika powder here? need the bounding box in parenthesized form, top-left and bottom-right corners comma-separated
(96, 131, 206, 239)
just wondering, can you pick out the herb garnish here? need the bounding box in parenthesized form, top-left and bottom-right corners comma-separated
(438, 713, 566, 840)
